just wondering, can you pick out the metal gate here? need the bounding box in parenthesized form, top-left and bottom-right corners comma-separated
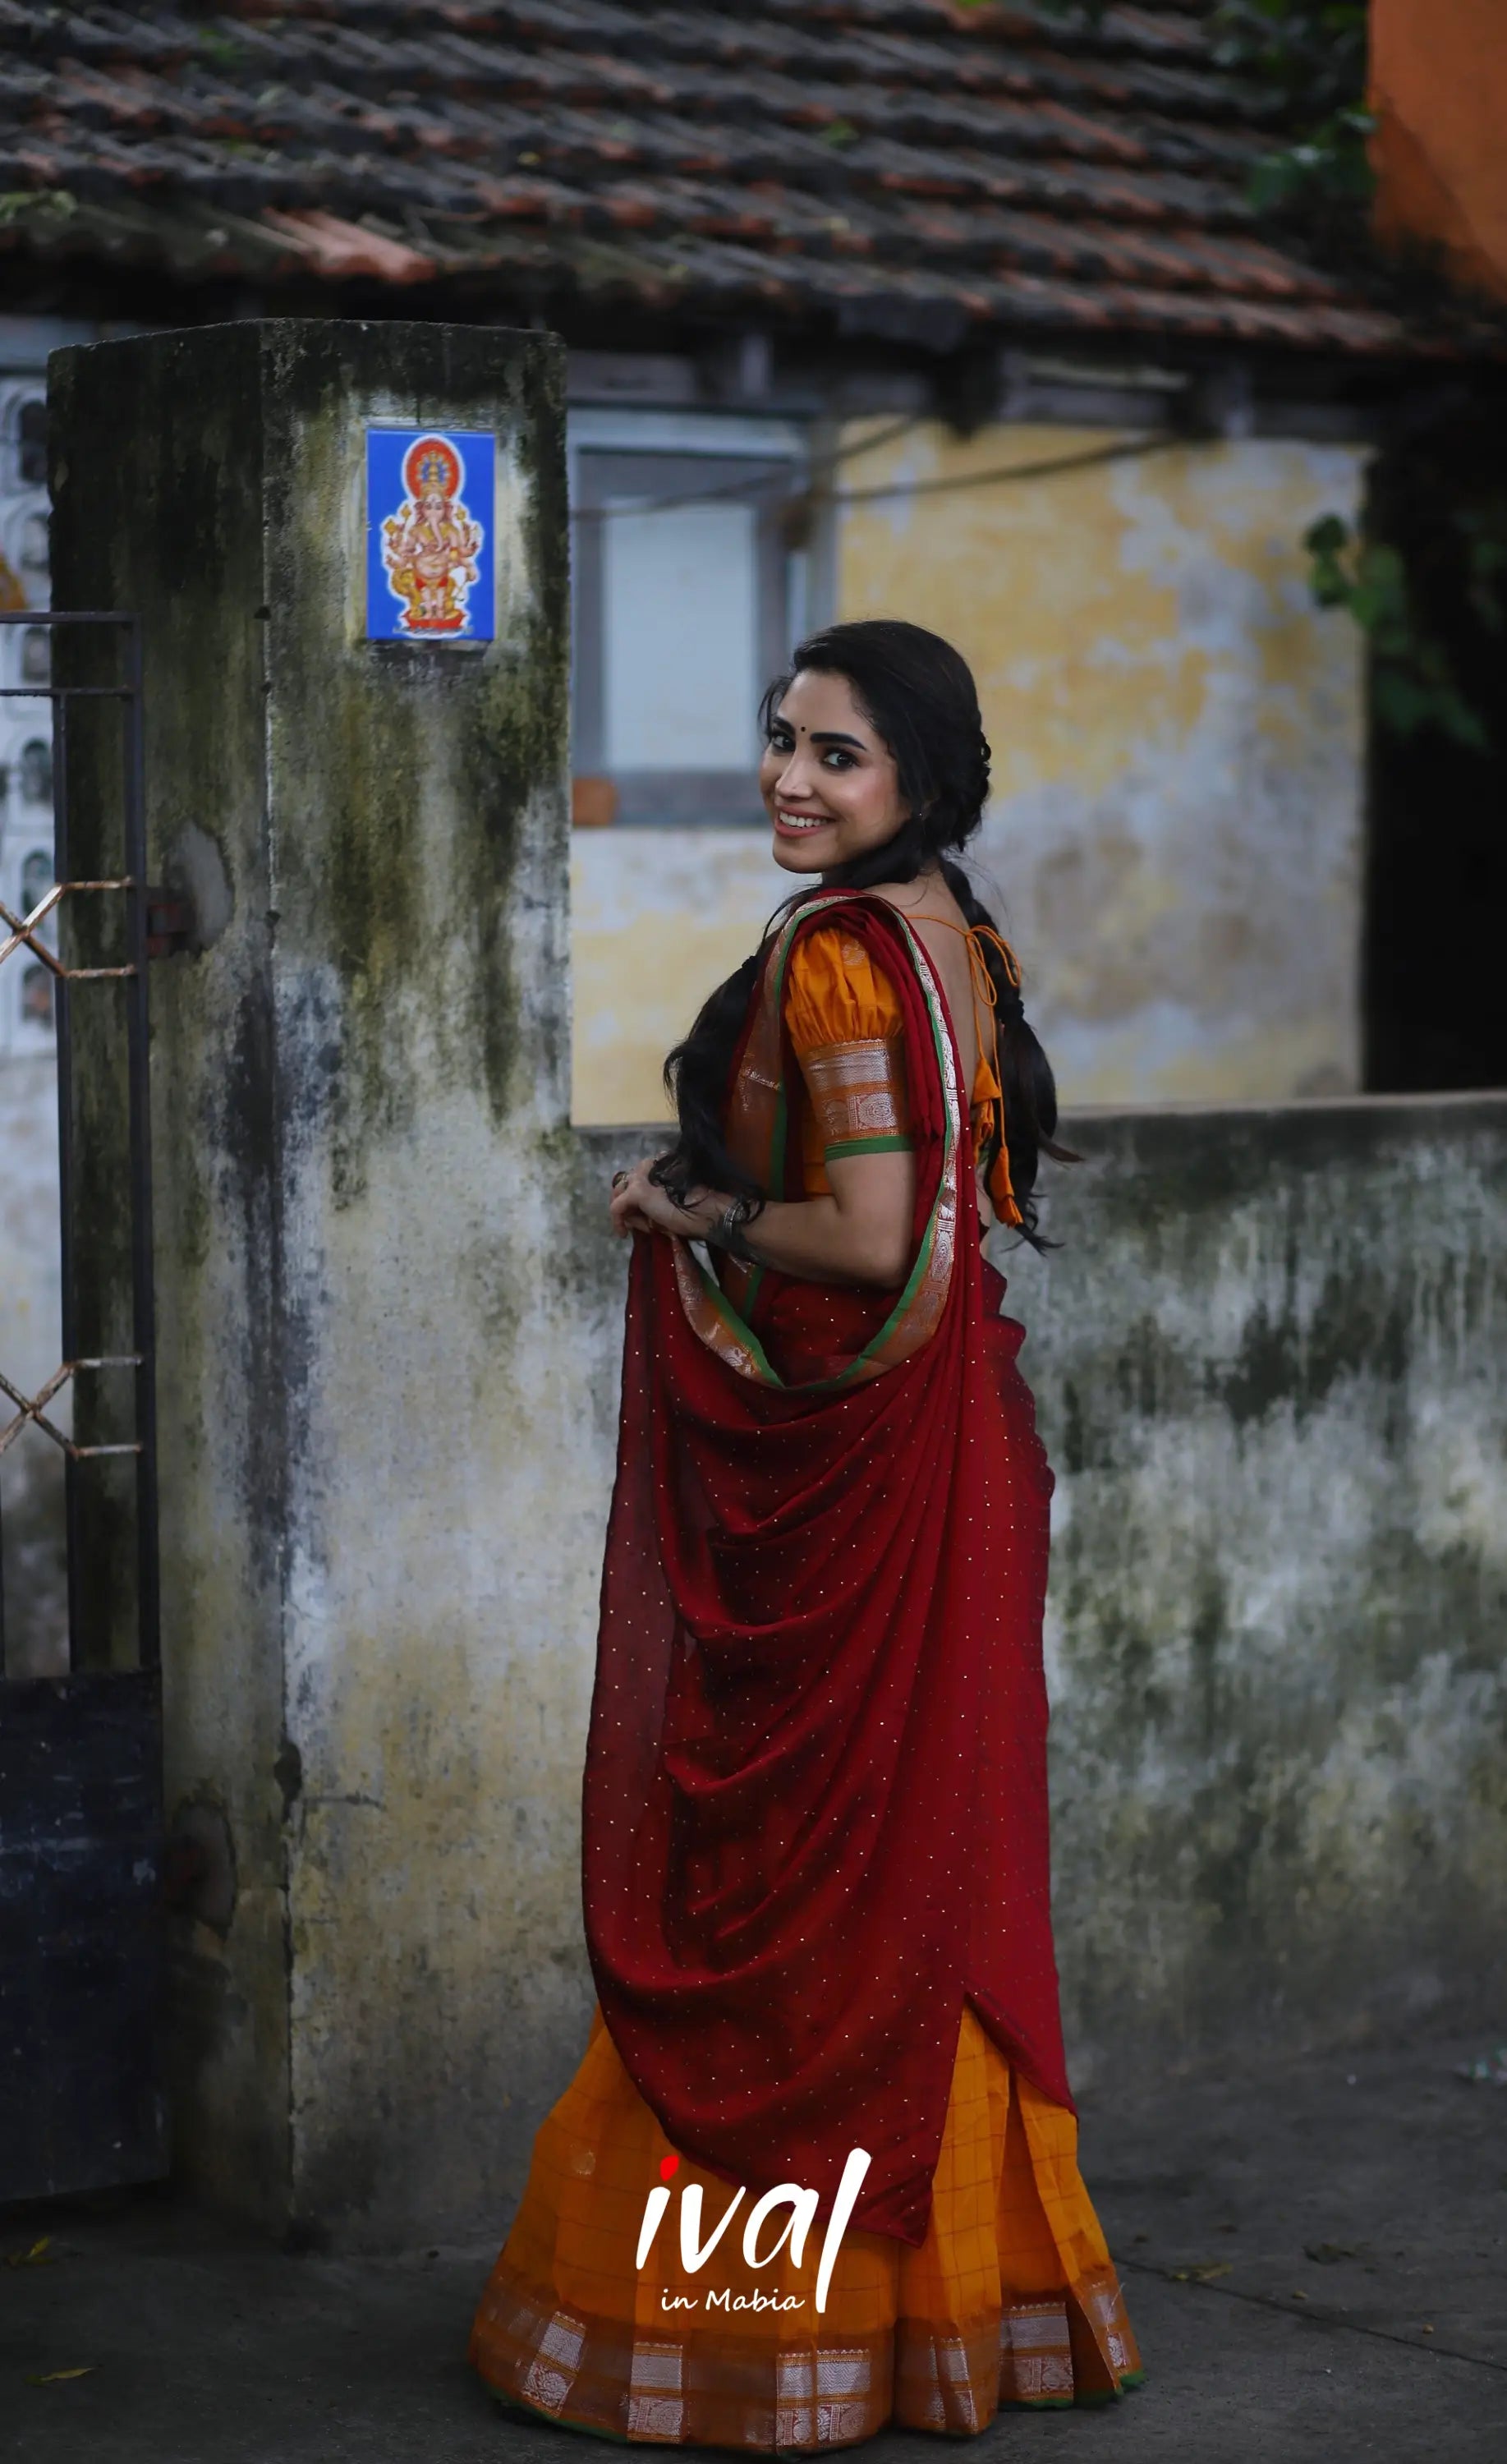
(0, 609, 166, 2203)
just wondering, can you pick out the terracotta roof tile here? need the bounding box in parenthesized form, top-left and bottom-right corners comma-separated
(0, 0, 1488, 356)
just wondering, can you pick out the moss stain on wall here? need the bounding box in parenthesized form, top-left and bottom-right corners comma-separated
(50, 323, 595, 2247)
(1022, 1099, 1507, 2078)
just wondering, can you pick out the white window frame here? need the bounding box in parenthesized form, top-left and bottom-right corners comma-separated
(567, 408, 829, 826)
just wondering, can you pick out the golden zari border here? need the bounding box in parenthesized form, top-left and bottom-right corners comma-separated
(800, 1035, 911, 1156)
(669, 898, 963, 1392)
(471, 2266, 1142, 2449)
(1070, 2262, 1142, 2390)
(670, 1239, 778, 1385)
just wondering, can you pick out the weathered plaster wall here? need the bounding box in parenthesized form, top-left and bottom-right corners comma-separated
(571, 825, 779, 1127)
(1018, 1095, 1507, 2076)
(577, 1101, 1507, 2089)
(570, 422, 1366, 1124)
(837, 421, 1367, 1106)
(51, 320, 601, 2248)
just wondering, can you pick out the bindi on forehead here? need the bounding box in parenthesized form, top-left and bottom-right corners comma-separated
(775, 713, 870, 749)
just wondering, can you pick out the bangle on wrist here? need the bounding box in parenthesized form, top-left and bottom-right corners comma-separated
(703, 1193, 757, 1262)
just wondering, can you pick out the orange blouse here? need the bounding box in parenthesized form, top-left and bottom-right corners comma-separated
(784, 922, 1018, 1221)
(784, 925, 914, 1195)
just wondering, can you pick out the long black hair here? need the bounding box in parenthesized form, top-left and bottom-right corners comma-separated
(651, 618, 1074, 1248)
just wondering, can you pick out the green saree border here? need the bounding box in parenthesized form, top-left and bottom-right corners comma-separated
(824, 1134, 916, 1161)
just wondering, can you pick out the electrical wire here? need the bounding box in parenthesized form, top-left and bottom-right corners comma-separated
(829, 427, 1177, 508)
(569, 421, 1183, 523)
(568, 411, 921, 523)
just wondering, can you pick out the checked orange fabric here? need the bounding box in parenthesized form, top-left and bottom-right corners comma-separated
(469, 1998, 1142, 2448)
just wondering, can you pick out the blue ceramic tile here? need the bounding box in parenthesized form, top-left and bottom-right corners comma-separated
(366, 427, 495, 644)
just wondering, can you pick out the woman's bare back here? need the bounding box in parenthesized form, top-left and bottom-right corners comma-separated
(865, 869, 984, 1094)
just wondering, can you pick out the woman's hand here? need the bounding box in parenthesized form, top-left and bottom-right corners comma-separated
(609, 1160, 724, 1243)
(608, 1152, 917, 1290)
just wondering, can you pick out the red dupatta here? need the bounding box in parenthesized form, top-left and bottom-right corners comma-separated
(581, 893, 1070, 2249)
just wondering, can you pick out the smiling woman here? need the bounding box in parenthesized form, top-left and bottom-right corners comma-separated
(765, 674, 899, 853)
(471, 622, 1139, 2448)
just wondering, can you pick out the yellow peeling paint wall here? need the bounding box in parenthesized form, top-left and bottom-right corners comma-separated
(838, 421, 1367, 1104)
(570, 420, 1367, 1122)
(572, 826, 788, 1126)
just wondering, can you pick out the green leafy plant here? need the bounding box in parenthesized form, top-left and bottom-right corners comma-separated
(1304, 511, 1503, 753)
(1211, 2, 1372, 213)
(0, 190, 76, 226)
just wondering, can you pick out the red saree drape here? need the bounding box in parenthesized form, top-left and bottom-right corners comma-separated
(581, 892, 1071, 2253)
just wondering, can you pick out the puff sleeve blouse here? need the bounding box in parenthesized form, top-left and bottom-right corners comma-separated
(783, 924, 915, 1198)
(783, 917, 1022, 1226)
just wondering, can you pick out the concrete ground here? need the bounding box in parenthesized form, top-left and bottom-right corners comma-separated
(3, 2029, 1505, 2464)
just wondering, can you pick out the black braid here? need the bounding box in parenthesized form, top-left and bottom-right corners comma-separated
(935, 859, 1070, 1246)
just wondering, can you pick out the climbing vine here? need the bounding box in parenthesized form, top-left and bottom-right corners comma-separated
(1306, 518, 1477, 752)
(1208, 2, 1372, 215)
(1304, 490, 1507, 755)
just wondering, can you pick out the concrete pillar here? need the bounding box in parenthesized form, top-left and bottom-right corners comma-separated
(48, 320, 609, 2246)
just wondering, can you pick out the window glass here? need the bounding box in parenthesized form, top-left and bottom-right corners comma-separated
(602, 500, 758, 773)
(21, 963, 52, 1027)
(571, 437, 810, 825)
(19, 738, 50, 802)
(21, 848, 53, 912)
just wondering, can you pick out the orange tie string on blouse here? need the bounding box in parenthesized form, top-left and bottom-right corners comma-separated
(911, 914, 1025, 1230)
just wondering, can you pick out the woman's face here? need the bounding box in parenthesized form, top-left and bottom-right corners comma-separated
(760, 669, 907, 874)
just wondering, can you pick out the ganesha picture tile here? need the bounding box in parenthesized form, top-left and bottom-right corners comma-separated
(366, 427, 495, 642)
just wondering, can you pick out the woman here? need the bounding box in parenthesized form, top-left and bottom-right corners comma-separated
(471, 621, 1141, 2448)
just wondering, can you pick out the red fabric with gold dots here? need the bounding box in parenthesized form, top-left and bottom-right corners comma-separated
(582, 899, 1069, 2251)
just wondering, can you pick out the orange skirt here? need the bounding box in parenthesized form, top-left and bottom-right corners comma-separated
(469, 2001, 1142, 2449)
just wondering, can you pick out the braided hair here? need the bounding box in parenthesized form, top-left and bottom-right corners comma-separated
(655, 618, 1074, 1248)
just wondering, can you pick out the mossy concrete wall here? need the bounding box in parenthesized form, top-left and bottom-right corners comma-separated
(1018, 1095, 1507, 2076)
(579, 1101, 1507, 2088)
(48, 320, 609, 2247)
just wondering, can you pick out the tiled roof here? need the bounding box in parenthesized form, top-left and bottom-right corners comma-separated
(0, 0, 1484, 359)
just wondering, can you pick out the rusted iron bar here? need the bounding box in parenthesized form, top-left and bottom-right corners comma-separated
(0, 1359, 145, 1460)
(0, 880, 137, 972)
(0, 685, 133, 700)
